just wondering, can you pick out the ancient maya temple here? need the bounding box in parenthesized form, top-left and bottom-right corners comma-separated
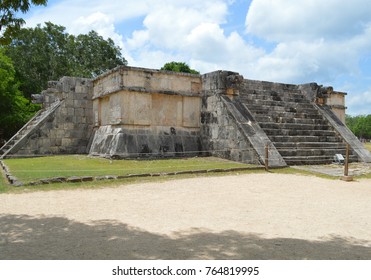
(0, 66, 370, 166)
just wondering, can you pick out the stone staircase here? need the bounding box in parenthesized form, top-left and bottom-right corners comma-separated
(238, 86, 357, 165)
(0, 100, 62, 159)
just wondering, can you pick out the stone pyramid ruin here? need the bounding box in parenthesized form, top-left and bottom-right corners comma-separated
(1, 66, 370, 166)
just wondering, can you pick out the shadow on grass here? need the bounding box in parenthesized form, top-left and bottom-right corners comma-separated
(1, 214, 370, 260)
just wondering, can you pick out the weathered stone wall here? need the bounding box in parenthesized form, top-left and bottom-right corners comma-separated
(299, 83, 347, 123)
(92, 66, 202, 100)
(89, 66, 202, 158)
(201, 71, 260, 164)
(16, 77, 94, 155)
(326, 91, 346, 123)
(200, 93, 259, 163)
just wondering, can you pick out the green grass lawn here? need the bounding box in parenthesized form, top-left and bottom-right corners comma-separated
(0, 170, 9, 192)
(365, 142, 371, 152)
(2, 155, 256, 184)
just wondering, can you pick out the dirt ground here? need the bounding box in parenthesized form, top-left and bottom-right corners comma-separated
(0, 173, 370, 259)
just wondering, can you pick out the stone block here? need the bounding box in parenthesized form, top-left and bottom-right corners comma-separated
(67, 176, 82, 183)
(65, 99, 74, 107)
(49, 146, 60, 153)
(183, 96, 201, 128)
(81, 176, 94, 182)
(62, 138, 72, 147)
(74, 100, 82, 108)
(96, 175, 117, 180)
(69, 130, 83, 139)
(75, 108, 85, 117)
(58, 107, 68, 118)
(64, 123, 75, 130)
(136, 134, 151, 154)
(114, 133, 138, 155)
(67, 108, 75, 116)
(182, 136, 200, 153)
(42, 138, 51, 147)
(50, 177, 67, 183)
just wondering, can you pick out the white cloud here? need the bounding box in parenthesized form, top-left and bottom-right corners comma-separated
(246, 0, 371, 42)
(25, 0, 234, 70)
(346, 88, 371, 115)
(123, 0, 235, 69)
(24, 0, 371, 75)
(242, 0, 371, 86)
(69, 12, 122, 43)
(23, 0, 371, 115)
(26, 0, 151, 27)
(183, 23, 265, 74)
(126, 0, 228, 50)
(122, 0, 371, 85)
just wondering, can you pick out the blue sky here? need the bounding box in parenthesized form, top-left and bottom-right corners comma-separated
(24, 0, 371, 115)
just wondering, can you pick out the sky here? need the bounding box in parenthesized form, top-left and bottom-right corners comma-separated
(23, 0, 371, 115)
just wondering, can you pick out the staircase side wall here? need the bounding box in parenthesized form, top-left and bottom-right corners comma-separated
(315, 105, 371, 163)
(201, 71, 267, 165)
(15, 77, 94, 156)
(200, 92, 260, 163)
(299, 83, 371, 163)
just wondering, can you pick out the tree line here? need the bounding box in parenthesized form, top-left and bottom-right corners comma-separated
(0, 1, 200, 143)
(0, 22, 127, 140)
(345, 115, 371, 140)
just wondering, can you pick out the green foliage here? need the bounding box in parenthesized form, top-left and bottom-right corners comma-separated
(5, 22, 127, 98)
(161, 61, 199, 74)
(71, 31, 126, 77)
(346, 114, 371, 139)
(0, 49, 37, 139)
(4, 22, 68, 98)
(0, 170, 10, 192)
(0, 0, 47, 44)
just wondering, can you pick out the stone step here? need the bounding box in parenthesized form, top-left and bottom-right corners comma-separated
(251, 110, 324, 120)
(0, 113, 44, 156)
(282, 156, 335, 165)
(240, 98, 314, 109)
(254, 115, 329, 125)
(245, 104, 319, 115)
(263, 129, 337, 137)
(240, 90, 308, 103)
(241, 88, 303, 96)
(242, 83, 300, 91)
(242, 96, 308, 104)
(283, 155, 358, 165)
(277, 148, 348, 157)
(269, 135, 342, 143)
(259, 122, 332, 131)
(273, 142, 347, 149)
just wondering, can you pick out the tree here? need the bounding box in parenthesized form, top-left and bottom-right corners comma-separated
(0, 0, 47, 44)
(5, 22, 127, 98)
(1, 22, 126, 141)
(0, 49, 37, 140)
(346, 114, 371, 139)
(5, 22, 70, 98)
(161, 61, 199, 74)
(70, 30, 126, 77)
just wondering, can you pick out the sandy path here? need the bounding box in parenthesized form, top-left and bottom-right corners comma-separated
(0, 173, 370, 259)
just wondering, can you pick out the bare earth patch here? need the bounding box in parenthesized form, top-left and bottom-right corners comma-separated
(0, 173, 370, 259)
